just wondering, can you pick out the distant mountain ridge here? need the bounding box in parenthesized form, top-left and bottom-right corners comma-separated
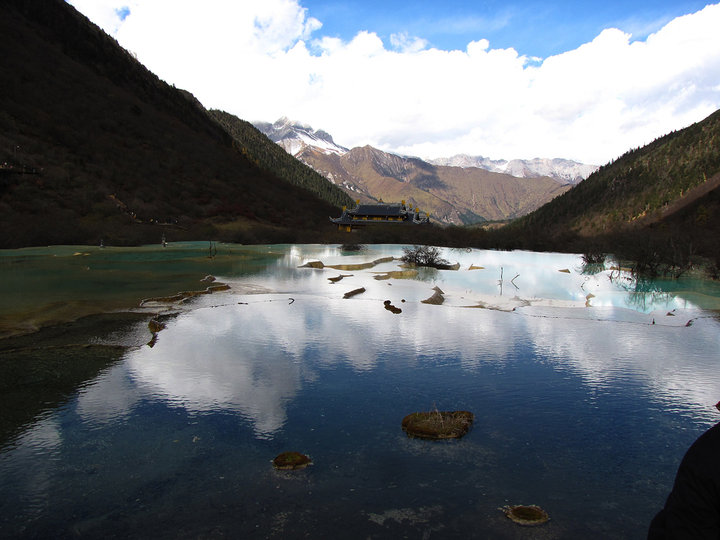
(428, 155, 598, 184)
(254, 118, 598, 184)
(295, 144, 571, 225)
(254, 118, 583, 225)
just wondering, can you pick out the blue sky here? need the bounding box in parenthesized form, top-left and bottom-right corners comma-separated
(301, 0, 709, 57)
(70, 0, 720, 164)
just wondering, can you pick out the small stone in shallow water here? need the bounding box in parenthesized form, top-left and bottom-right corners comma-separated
(502, 505, 549, 526)
(401, 410, 473, 439)
(383, 300, 402, 314)
(273, 451, 312, 470)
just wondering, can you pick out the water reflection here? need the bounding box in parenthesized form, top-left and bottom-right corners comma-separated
(2, 244, 720, 538)
(71, 286, 719, 440)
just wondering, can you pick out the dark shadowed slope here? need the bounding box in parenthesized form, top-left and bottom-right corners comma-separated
(0, 0, 342, 248)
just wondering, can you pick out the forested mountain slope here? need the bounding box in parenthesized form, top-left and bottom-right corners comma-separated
(0, 0, 343, 247)
(209, 110, 353, 209)
(501, 109, 720, 268)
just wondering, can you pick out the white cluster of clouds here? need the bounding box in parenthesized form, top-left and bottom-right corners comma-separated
(69, 0, 720, 164)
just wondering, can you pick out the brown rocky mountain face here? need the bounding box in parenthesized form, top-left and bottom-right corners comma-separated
(298, 145, 570, 225)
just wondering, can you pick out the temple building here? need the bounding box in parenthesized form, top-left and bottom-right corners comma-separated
(330, 200, 430, 232)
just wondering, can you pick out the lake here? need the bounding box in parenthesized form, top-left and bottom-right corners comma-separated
(1, 243, 719, 538)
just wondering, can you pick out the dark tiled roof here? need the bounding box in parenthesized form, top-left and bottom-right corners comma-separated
(351, 204, 404, 217)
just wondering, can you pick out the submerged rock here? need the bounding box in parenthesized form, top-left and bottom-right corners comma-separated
(300, 260, 324, 269)
(139, 282, 231, 306)
(327, 257, 395, 271)
(272, 451, 312, 470)
(374, 269, 419, 281)
(401, 410, 474, 440)
(502, 505, 550, 526)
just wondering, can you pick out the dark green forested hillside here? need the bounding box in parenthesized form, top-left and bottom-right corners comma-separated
(0, 0, 345, 248)
(210, 110, 353, 209)
(516, 109, 720, 235)
(493, 109, 720, 271)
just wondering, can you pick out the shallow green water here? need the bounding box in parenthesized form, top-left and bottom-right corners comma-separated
(0, 242, 288, 336)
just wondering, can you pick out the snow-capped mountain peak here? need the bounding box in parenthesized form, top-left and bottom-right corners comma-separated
(254, 118, 348, 157)
(252, 119, 598, 183)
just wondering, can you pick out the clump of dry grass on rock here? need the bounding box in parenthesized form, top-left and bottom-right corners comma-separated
(502, 505, 550, 526)
(401, 410, 474, 440)
(272, 451, 312, 470)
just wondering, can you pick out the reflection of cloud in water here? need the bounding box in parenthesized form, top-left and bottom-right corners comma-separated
(525, 310, 720, 423)
(113, 292, 526, 439)
(0, 416, 62, 513)
(76, 363, 142, 425)
(125, 306, 303, 438)
(72, 246, 720, 439)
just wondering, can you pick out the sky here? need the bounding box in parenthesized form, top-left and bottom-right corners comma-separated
(67, 0, 720, 165)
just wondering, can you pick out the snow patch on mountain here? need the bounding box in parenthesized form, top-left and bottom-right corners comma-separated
(253, 119, 598, 184)
(429, 154, 598, 184)
(254, 117, 348, 157)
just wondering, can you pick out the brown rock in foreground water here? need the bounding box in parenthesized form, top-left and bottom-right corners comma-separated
(502, 505, 550, 526)
(401, 410, 474, 440)
(272, 451, 312, 470)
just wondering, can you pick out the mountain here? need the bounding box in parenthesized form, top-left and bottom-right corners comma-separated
(209, 111, 353, 209)
(254, 119, 597, 185)
(504, 108, 720, 269)
(0, 0, 347, 248)
(428, 155, 598, 184)
(253, 119, 599, 224)
(297, 145, 571, 225)
(254, 117, 349, 157)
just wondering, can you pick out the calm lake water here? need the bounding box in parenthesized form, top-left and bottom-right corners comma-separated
(1, 243, 719, 538)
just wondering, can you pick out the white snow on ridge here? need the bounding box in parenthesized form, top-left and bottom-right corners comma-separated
(430, 154, 598, 184)
(253, 119, 598, 183)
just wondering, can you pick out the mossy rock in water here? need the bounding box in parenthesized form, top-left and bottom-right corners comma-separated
(272, 451, 312, 470)
(502, 505, 550, 526)
(401, 410, 473, 440)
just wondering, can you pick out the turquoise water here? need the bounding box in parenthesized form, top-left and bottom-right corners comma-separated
(0, 243, 719, 538)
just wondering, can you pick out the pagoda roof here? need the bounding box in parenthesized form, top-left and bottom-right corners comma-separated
(350, 204, 405, 217)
